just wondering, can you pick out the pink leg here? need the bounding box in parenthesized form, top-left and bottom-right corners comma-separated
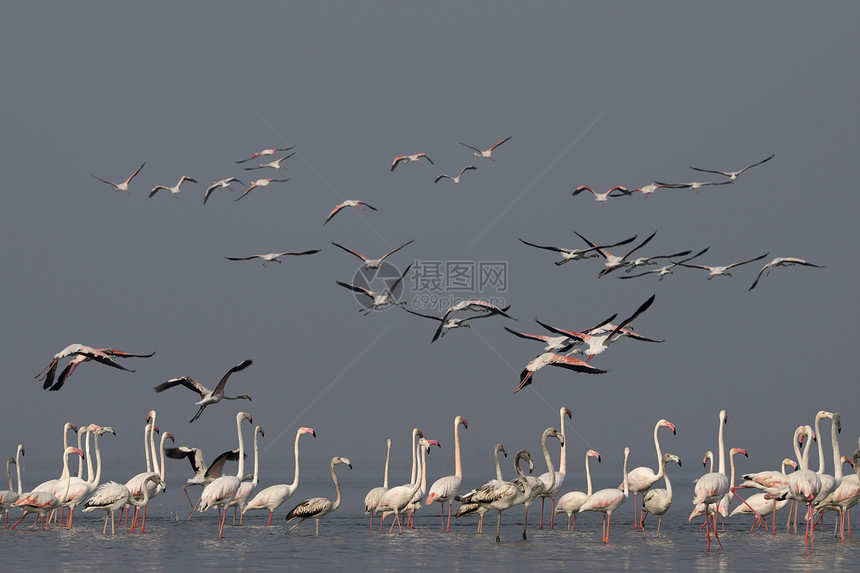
(268, 511, 273, 526)
(10, 512, 28, 530)
(447, 502, 452, 532)
(550, 498, 556, 529)
(539, 497, 545, 529)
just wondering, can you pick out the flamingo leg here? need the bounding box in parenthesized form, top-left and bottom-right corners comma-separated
(522, 503, 529, 540)
(268, 511, 273, 526)
(496, 511, 502, 543)
(10, 512, 28, 530)
(539, 497, 545, 529)
(183, 485, 195, 510)
(550, 498, 556, 529)
(141, 504, 147, 533)
(218, 505, 228, 539)
(188, 496, 202, 520)
(657, 516, 662, 537)
(315, 519, 319, 536)
(447, 501, 452, 532)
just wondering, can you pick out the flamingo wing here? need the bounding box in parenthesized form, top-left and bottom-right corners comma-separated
(331, 242, 368, 262)
(212, 360, 253, 395)
(153, 376, 209, 397)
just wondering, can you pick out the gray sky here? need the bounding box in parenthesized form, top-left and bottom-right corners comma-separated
(2, 2, 857, 501)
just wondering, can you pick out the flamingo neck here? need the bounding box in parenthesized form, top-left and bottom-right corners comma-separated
(149, 412, 158, 474)
(290, 430, 303, 490)
(454, 419, 463, 479)
(409, 430, 419, 485)
(84, 429, 95, 482)
(663, 460, 673, 497)
(717, 414, 726, 476)
(236, 416, 247, 479)
(330, 462, 342, 512)
(409, 443, 423, 499)
(15, 447, 23, 496)
(59, 450, 73, 503)
(90, 431, 104, 487)
(4, 460, 11, 491)
(541, 430, 555, 490)
(792, 427, 804, 467)
(559, 410, 568, 475)
(585, 454, 594, 497)
(815, 414, 826, 474)
(77, 429, 85, 479)
(653, 423, 665, 479)
(420, 443, 429, 493)
(830, 418, 843, 481)
(800, 426, 813, 470)
(158, 432, 169, 479)
(382, 440, 391, 490)
(621, 450, 630, 497)
(143, 424, 152, 473)
(494, 447, 504, 482)
(251, 430, 261, 487)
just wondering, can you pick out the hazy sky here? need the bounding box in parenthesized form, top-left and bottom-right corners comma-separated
(2, 3, 857, 505)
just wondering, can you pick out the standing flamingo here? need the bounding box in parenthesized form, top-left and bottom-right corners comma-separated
(538, 407, 572, 529)
(555, 449, 601, 531)
(403, 437, 440, 527)
(453, 443, 507, 532)
(127, 426, 172, 533)
(377, 438, 431, 533)
(11, 447, 83, 530)
(730, 458, 797, 532)
(815, 447, 860, 540)
(164, 446, 241, 517)
(455, 449, 534, 542)
(626, 418, 677, 529)
(769, 424, 820, 553)
(580, 447, 631, 543)
(0, 445, 24, 526)
(243, 427, 316, 525)
(32, 422, 78, 494)
(229, 425, 264, 525)
(60, 424, 115, 528)
(641, 453, 682, 536)
(285, 457, 352, 535)
(691, 409, 728, 551)
(198, 412, 252, 539)
(364, 438, 391, 530)
(812, 411, 845, 509)
(716, 447, 749, 527)
(83, 475, 164, 535)
(513, 427, 563, 540)
(426, 415, 468, 532)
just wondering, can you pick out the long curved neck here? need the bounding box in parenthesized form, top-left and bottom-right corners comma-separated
(541, 431, 555, 486)
(408, 444, 423, 498)
(831, 419, 843, 481)
(5, 460, 11, 491)
(158, 432, 168, 479)
(815, 415, 826, 474)
(59, 450, 73, 502)
(383, 440, 391, 489)
(621, 450, 630, 496)
(15, 447, 23, 495)
(559, 410, 567, 475)
(251, 430, 261, 486)
(513, 455, 530, 495)
(454, 419, 463, 480)
(63, 424, 73, 452)
(90, 432, 104, 486)
(149, 412, 158, 474)
(84, 429, 95, 482)
(494, 448, 504, 481)
(653, 424, 665, 479)
(77, 429, 86, 479)
(800, 426, 813, 470)
(290, 430, 302, 489)
(410, 430, 418, 485)
(717, 416, 726, 476)
(144, 425, 152, 472)
(792, 427, 804, 466)
(585, 455, 594, 497)
(420, 443, 429, 492)
(236, 416, 247, 479)
(663, 460, 673, 497)
(330, 462, 342, 512)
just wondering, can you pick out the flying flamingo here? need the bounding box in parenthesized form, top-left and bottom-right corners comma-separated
(198, 412, 253, 539)
(654, 179, 732, 191)
(504, 326, 578, 353)
(625, 418, 677, 529)
(164, 445, 241, 516)
(538, 407, 572, 529)
(748, 257, 825, 291)
(331, 239, 414, 270)
(555, 449, 601, 532)
(631, 182, 675, 197)
(517, 235, 636, 266)
(92, 163, 145, 192)
(336, 263, 412, 315)
(580, 446, 631, 543)
(574, 230, 657, 277)
(242, 427, 316, 525)
(225, 250, 320, 267)
(453, 443, 507, 532)
(234, 178, 289, 201)
(676, 252, 770, 279)
(243, 152, 295, 170)
(204, 177, 243, 204)
(285, 457, 352, 535)
(689, 153, 775, 181)
(730, 458, 797, 532)
(691, 410, 728, 551)
(459, 136, 511, 160)
(391, 153, 433, 171)
(149, 176, 197, 198)
(153, 359, 253, 423)
(434, 165, 477, 184)
(35, 345, 149, 391)
(405, 306, 506, 341)
(364, 438, 392, 530)
(0, 445, 24, 527)
(235, 147, 295, 163)
(641, 453, 682, 536)
(323, 200, 378, 225)
(426, 415, 468, 531)
(572, 185, 633, 203)
(514, 353, 607, 393)
(228, 425, 264, 525)
(11, 447, 83, 530)
(455, 449, 534, 542)
(619, 247, 710, 281)
(432, 300, 513, 342)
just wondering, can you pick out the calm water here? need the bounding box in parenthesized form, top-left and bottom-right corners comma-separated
(3, 475, 858, 572)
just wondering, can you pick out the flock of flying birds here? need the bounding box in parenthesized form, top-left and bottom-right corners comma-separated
(3, 134, 835, 548)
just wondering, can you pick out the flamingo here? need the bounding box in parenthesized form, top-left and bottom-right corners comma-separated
(31, 422, 78, 494)
(768, 424, 820, 553)
(331, 239, 414, 270)
(630, 182, 675, 197)
(815, 448, 860, 540)
(164, 445, 241, 516)
(153, 359, 253, 423)
(434, 165, 477, 184)
(235, 146, 295, 163)
(234, 178, 289, 202)
(432, 300, 513, 342)
(689, 153, 775, 181)
(517, 235, 636, 266)
(243, 427, 316, 525)
(376, 428, 422, 532)
(364, 438, 391, 530)
(228, 425, 264, 525)
(225, 250, 320, 267)
(514, 353, 607, 393)
(243, 152, 295, 170)
(730, 458, 797, 532)
(538, 407, 572, 529)
(405, 306, 505, 341)
(60, 424, 115, 528)
(555, 449, 601, 532)
(716, 447, 749, 527)
(691, 409, 728, 551)
(676, 252, 770, 279)
(149, 176, 197, 197)
(455, 449, 534, 542)
(574, 230, 657, 277)
(453, 443, 507, 532)
(35, 345, 147, 391)
(504, 326, 578, 353)
(572, 185, 633, 203)
(623, 247, 694, 273)
(126, 426, 172, 533)
(92, 163, 145, 192)
(378, 438, 432, 533)
(391, 153, 433, 171)
(126, 475, 167, 533)
(426, 415, 468, 531)
(323, 199, 378, 225)
(403, 437, 440, 527)
(618, 247, 710, 281)
(11, 447, 83, 530)
(204, 177, 243, 204)
(198, 411, 253, 539)
(336, 263, 412, 315)
(580, 446, 631, 543)
(83, 475, 163, 535)
(459, 136, 511, 160)
(812, 411, 845, 515)
(512, 427, 564, 540)
(625, 418, 677, 529)
(748, 257, 825, 291)
(285, 457, 352, 535)
(641, 453, 682, 536)
(0, 445, 24, 527)
(654, 179, 732, 191)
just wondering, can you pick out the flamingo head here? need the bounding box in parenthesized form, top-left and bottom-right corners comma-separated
(146, 410, 156, 423)
(665, 453, 681, 467)
(496, 444, 507, 458)
(152, 425, 160, 435)
(414, 428, 423, 439)
(98, 426, 116, 436)
(588, 449, 601, 463)
(335, 457, 352, 470)
(830, 412, 841, 433)
(300, 427, 316, 438)
(731, 448, 748, 458)
(167, 433, 175, 443)
(457, 416, 468, 430)
(257, 426, 265, 437)
(19, 446, 25, 457)
(66, 422, 78, 434)
(720, 410, 727, 425)
(660, 419, 677, 434)
(239, 412, 252, 424)
(564, 407, 573, 420)
(782, 458, 798, 472)
(66, 446, 85, 458)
